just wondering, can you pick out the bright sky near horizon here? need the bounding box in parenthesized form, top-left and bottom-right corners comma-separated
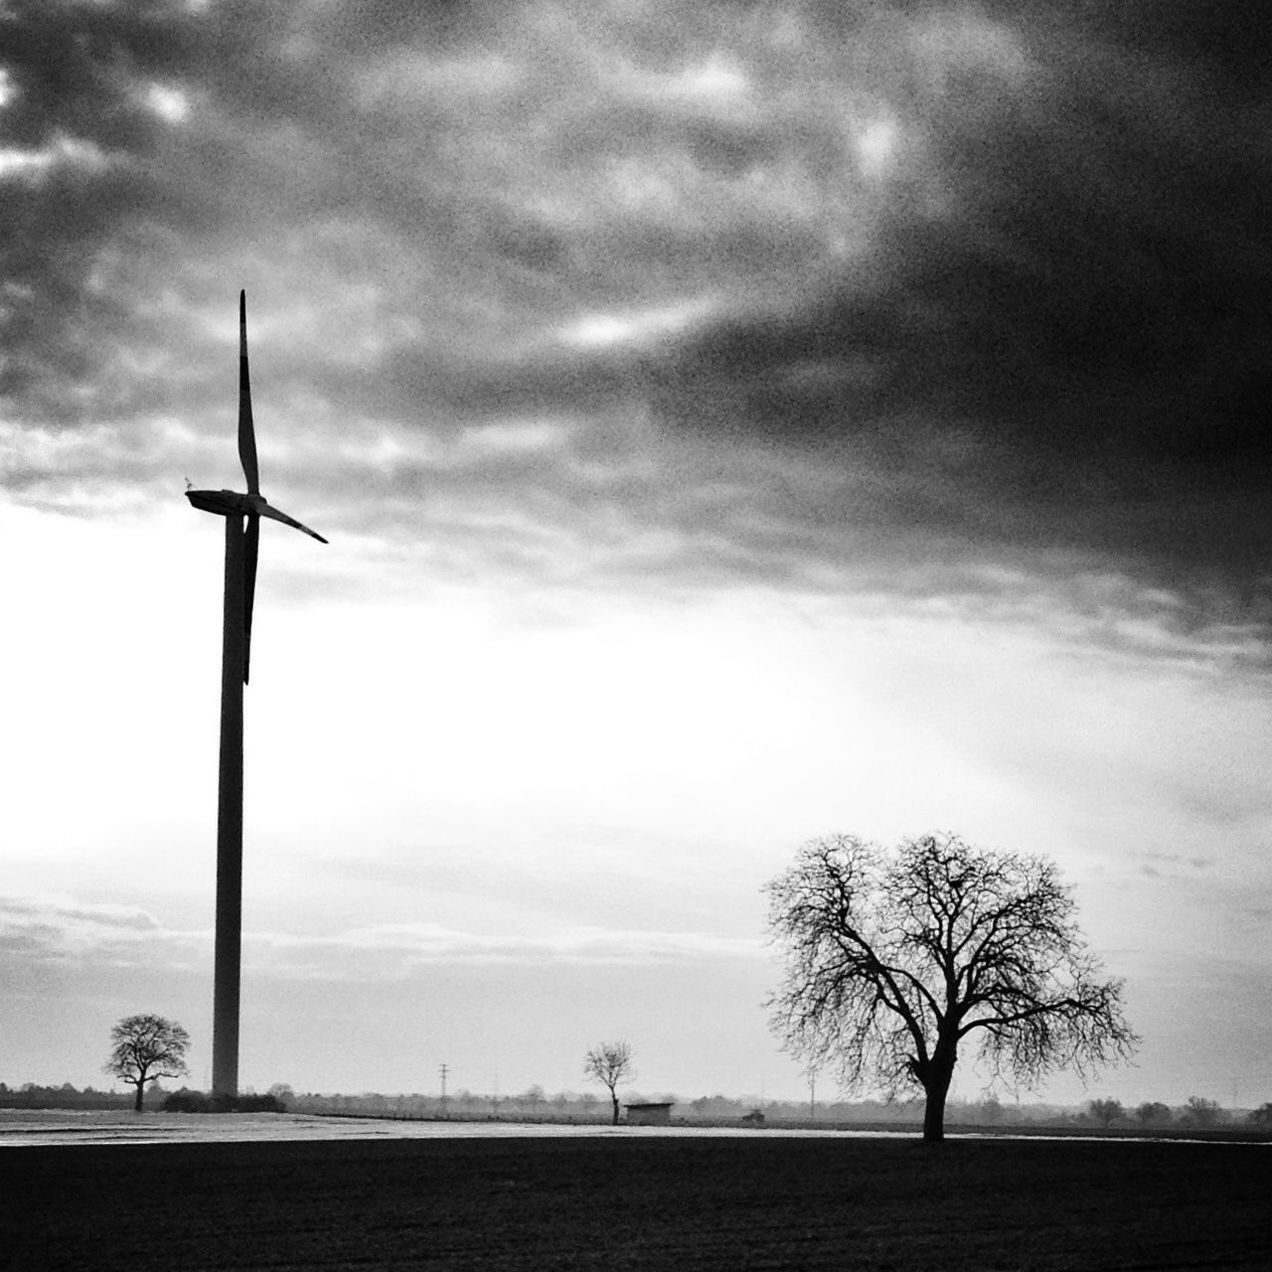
(2, 1, 1270, 1108)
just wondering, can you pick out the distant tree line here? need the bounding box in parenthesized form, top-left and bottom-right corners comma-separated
(5, 1081, 1268, 1131)
(1083, 1095, 1259, 1131)
(0, 1082, 288, 1114)
(0, 1082, 138, 1111)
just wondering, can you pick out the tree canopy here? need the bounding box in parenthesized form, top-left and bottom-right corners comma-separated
(765, 832, 1137, 1141)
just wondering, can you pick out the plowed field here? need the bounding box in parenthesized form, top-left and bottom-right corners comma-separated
(3, 1133, 1268, 1269)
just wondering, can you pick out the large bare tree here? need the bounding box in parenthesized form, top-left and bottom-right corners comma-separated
(766, 833, 1137, 1142)
(584, 1040, 634, 1125)
(104, 1014, 190, 1112)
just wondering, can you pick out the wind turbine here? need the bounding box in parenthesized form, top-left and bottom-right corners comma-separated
(186, 291, 327, 1098)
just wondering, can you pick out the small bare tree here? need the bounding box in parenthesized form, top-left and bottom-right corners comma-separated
(1088, 1097, 1124, 1128)
(105, 1014, 190, 1112)
(766, 833, 1138, 1142)
(584, 1040, 634, 1125)
(1136, 1101, 1172, 1127)
(1183, 1095, 1222, 1128)
(1246, 1103, 1272, 1128)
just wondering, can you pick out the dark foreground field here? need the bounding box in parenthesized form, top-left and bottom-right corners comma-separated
(4, 1134, 1269, 1270)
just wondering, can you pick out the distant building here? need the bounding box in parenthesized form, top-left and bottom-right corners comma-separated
(624, 1102, 673, 1126)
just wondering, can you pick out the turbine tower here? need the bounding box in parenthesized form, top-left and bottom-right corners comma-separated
(187, 291, 327, 1098)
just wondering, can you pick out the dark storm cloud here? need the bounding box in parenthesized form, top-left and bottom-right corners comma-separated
(647, 4, 1272, 594)
(3, 0, 1270, 647)
(2, 1, 206, 413)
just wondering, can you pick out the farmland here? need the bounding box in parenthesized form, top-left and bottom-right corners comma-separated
(3, 1129, 1269, 1269)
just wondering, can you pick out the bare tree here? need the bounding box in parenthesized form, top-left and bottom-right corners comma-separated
(977, 1093, 1005, 1125)
(1088, 1097, 1124, 1128)
(1183, 1095, 1222, 1128)
(1135, 1100, 1172, 1127)
(104, 1014, 190, 1112)
(584, 1040, 634, 1125)
(766, 833, 1138, 1142)
(1246, 1102, 1272, 1128)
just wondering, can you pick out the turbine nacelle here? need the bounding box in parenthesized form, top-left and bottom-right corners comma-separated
(187, 291, 326, 685)
(186, 488, 328, 543)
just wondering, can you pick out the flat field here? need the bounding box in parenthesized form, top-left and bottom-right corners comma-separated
(3, 1133, 1268, 1270)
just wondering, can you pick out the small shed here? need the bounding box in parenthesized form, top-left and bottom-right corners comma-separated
(624, 1102, 673, 1126)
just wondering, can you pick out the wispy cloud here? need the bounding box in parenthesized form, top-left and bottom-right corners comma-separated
(0, 894, 761, 984)
(248, 923, 763, 981)
(0, 894, 203, 968)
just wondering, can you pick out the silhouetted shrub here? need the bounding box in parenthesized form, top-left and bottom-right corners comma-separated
(235, 1093, 285, 1113)
(162, 1090, 211, 1112)
(161, 1090, 285, 1113)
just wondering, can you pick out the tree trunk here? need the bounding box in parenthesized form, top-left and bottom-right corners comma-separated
(133, 1082, 144, 1113)
(921, 1045, 957, 1143)
(610, 1091, 620, 1125)
(922, 1080, 947, 1142)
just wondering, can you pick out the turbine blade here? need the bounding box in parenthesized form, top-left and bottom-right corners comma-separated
(238, 290, 260, 496)
(255, 500, 329, 544)
(243, 514, 259, 685)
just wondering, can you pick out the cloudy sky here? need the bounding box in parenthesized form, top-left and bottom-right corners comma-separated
(2, 0, 1269, 1107)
